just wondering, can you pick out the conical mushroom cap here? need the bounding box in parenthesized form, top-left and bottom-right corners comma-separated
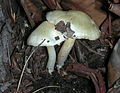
(46, 10, 101, 40)
(27, 21, 65, 46)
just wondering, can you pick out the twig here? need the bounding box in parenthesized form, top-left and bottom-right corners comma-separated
(32, 85, 61, 93)
(16, 39, 45, 93)
(79, 40, 104, 56)
(90, 73, 100, 93)
(69, 54, 76, 63)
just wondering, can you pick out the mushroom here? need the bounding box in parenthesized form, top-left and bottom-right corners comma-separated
(27, 21, 66, 74)
(46, 10, 101, 69)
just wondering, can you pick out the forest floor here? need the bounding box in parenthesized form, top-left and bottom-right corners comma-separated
(0, 0, 120, 93)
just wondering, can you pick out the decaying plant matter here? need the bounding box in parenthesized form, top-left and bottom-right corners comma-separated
(107, 39, 120, 93)
(109, 3, 120, 16)
(0, 0, 120, 93)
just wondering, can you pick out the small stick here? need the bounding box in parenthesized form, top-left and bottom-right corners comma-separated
(16, 39, 45, 93)
(32, 85, 61, 93)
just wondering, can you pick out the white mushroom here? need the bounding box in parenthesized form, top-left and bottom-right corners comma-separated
(46, 10, 101, 69)
(27, 21, 66, 74)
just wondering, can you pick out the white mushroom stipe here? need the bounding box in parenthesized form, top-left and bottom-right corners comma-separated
(57, 38, 75, 69)
(46, 46, 56, 74)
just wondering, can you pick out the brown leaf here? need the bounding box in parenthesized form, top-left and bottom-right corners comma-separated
(21, 0, 42, 27)
(61, 0, 107, 26)
(111, 0, 120, 3)
(109, 4, 120, 16)
(108, 39, 120, 87)
(42, 0, 62, 9)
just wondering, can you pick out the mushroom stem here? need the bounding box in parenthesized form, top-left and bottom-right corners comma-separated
(46, 46, 56, 74)
(57, 38, 75, 69)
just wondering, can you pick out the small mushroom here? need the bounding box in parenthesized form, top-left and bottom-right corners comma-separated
(46, 10, 101, 69)
(27, 21, 65, 74)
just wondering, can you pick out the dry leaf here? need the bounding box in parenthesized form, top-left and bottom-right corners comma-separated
(109, 4, 120, 16)
(61, 0, 107, 26)
(21, 0, 42, 27)
(108, 39, 120, 87)
(42, 0, 62, 9)
(111, 0, 120, 3)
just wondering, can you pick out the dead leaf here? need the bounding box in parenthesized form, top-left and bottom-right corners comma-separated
(109, 4, 120, 16)
(61, 0, 107, 26)
(42, 0, 62, 9)
(21, 0, 42, 27)
(108, 39, 120, 87)
(111, 0, 120, 3)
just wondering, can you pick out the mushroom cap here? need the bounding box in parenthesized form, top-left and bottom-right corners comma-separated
(46, 10, 101, 40)
(27, 21, 65, 46)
